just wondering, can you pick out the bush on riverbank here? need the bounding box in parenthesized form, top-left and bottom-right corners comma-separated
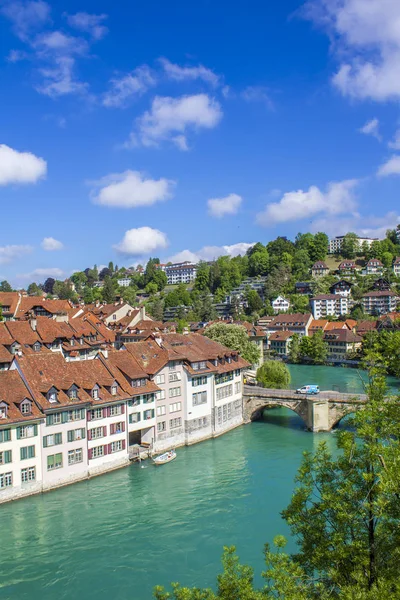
(256, 360, 291, 389)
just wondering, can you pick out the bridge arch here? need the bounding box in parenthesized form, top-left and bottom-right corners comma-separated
(251, 402, 308, 428)
(329, 407, 359, 430)
(245, 397, 309, 429)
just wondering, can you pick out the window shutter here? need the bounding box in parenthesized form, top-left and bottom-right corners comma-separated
(108, 443, 112, 454)
(122, 440, 126, 450)
(102, 407, 107, 418)
(121, 422, 125, 432)
(46, 415, 53, 426)
(87, 411, 92, 421)
(107, 407, 111, 417)
(110, 423, 114, 435)
(88, 429, 92, 441)
(67, 430, 73, 442)
(43, 436, 48, 448)
(62, 412, 68, 424)
(121, 404, 125, 414)
(5, 450, 11, 463)
(88, 448, 92, 460)
(80, 409, 85, 420)
(81, 428, 86, 440)
(103, 426, 107, 437)
(16, 427, 21, 440)
(33, 424, 38, 436)
(20, 447, 26, 460)
(104, 444, 108, 456)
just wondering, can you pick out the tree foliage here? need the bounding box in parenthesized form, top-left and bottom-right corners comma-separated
(204, 323, 260, 365)
(256, 360, 291, 389)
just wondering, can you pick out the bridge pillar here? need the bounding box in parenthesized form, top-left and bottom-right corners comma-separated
(307, 398, 330, 432)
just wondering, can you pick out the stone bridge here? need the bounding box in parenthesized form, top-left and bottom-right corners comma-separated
(243, 385, 368, 432)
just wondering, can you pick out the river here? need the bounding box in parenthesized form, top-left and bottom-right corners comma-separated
(0, 365, 398, 600)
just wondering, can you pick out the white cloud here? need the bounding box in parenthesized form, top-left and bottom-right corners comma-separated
(66, 12, 108, 40)
(7, 49, 28, 62)
(37, 56, 88, 98)
(304, 0, 400, 102)
(168, 242, 255, 263)
(241, 86, 274, 109)
(90, 170, 174, 208)
(0, 245, 33, 265)
(113, 227, 169, 256)
(311, 211, 400, 239)
(377, 155, 400, 177)
(132, 94, 223, 150)
(103, 66, 156, 108)
(0, 0, 51, 41)
(359, 118, 381, 140)
(18, 267, 65, 281)
(207, 193, 243, 218)
(256, 179, 358, 226)
(0, 144, 47, 185)
(159, 58, 220, 87)
(388, 129, 400, 150)
(41, 237, 64, 251)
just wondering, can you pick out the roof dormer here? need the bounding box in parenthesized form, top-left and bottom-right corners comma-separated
(20, 398, 32, 415)
(0, 401, 8, 419)
(68, 385, 79, 400)
(47, 387, 59, 404)
(91, 384, 100, 400)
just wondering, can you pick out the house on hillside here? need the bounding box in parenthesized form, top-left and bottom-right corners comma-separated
(338, 260, 357, 275)
(268, 331, 293, 356)
(363, 259, 384, 276)
(394, 257, 400, 277)
(323, 329, 362, 360)
(272, 296, 290, 314)
(310, 294, 349, 319)
(311, 261, 329, 278)
(362, 290, 399, 315)
(330, 280, 352, 298)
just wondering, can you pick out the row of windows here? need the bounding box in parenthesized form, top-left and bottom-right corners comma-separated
(88, 440, 125, 459)
(169, 387, 181, 398)
(157, 418, 182, 432)
(88, 405, 124, 421)
(215, 372, 234, 385)
(192, 391, 207, 406)
(216, 385, 233, 401)
(128, 395, 154, 407)
(1, 427, 38, 442)
(0, 467, 36, 488)
(192, 376, 207, 387)
(156, 402, 182, 416)
(216, 400, 242, 425)
(129, 409, 155, 423)
(46, 409, 86, 426)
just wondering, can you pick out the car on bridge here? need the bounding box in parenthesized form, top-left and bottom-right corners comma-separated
(296, 384, 320, 395)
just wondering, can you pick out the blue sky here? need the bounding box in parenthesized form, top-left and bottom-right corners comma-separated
(1, 0, 400, 286)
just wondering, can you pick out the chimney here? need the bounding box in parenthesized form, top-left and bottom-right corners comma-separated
(29, 317, 37, 331)
(140, 306, 146, 321)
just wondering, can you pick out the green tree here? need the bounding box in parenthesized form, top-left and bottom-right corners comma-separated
(27, 282, 42, 296)
(164, 284, 191, 307)
(248, 248, 270, 276)
(204, 323, 260, 365)
(256, 360, 291, 389)
(245, 289, 263, 314)
(108, 261, 114, 272)
(70, 271, 88, 293)
(102, 276, 116, 303)
(194, 262, 211, 292)
(299, 329, 327, 364)
(122, 286, 137, 305)
(288, 333, 301, 363)
(308, 232, 329, 262)
(83, 286, 94, 304)
(152, 270, 168, 291)
(145, 282, 158, 296)
(192, 293, 217, 322)
(0, 280, 12, 292)
(340, 232, 359, 259)
(148, 298, 165, 321)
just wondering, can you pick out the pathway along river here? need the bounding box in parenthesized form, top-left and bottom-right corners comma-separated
(0, 365, 399, 600)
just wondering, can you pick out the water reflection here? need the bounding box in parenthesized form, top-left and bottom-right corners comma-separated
(261, 407, 306, 431)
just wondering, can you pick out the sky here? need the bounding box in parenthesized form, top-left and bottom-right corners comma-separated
(1, 0, 400, 287)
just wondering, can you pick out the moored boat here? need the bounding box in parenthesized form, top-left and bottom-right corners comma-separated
(153, 450, 177, 465)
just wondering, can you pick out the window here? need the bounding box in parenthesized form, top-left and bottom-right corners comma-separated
(111, 385, 118, 396)
(129, 397, 140, 407)
(0, 405, 7, 419)
(20, 445, 35, 460)
(215, 372, 234, 385)
(169, 402, 181, 413)
(89, 408, 103, 420)
(67, 428, 85, 442)
(17, 424, 37, 439)
(154, 374, 165, 384)
(169, 387, 181, 398)
(192, 376, 207, 387)
(68, 388, 78, 400)
(91, 387, 99, 400)
(192, 417, 207, 430)
(169, 372, 181, 383)
(129, 412, 141, 424)
(46, 413, 62, 426)
(156, 405, 166, 416)
(43, 433, 62, 447)
(216, 385, 233, 401)
(169, 361, 179, 371)
(235, 369, 241, 377)
(192, 391, 207, 406)
(192, 361, 206, 371)
(68, 448, 83, 465)
(142, 394, 154, 404)
(90, 426, 105, 440)
(110, 405, 122, 417)
(143, 409, 154, 420)
(0, 472, 12, 488)
(132, 378, 147, 388)
(110, 440, 123, 453)
(21, 466, 36, 483)
(110, 422, 124, 435)
(235, 382, 241, 394)
(170, 417, 182, 429)
(0, 429, 11, 443)
(157, 421, 166, 432)
(47, 453, 63, 471)
(155, 390, 166, 401)
(33, 342, 41, 352)
(65, 409, 85, 422)
(91, 445, 104, 459)
(47, 389, 58, 403)
(0, 450, 11, 464)
(21, 401, 31, 415)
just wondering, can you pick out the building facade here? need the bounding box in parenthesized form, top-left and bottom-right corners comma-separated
(164, 262, 197, 285)
(362, 291, 399, 315)
(310, 294, 349, 319)
(328, 236, 379, 254)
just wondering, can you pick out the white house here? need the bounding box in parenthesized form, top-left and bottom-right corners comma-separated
(272, 296, 290, 314)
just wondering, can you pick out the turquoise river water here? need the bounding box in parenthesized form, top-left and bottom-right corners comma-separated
(0, 365, 399, 600)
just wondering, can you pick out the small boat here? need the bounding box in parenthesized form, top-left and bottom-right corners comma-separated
(153, 450, 176, 465)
